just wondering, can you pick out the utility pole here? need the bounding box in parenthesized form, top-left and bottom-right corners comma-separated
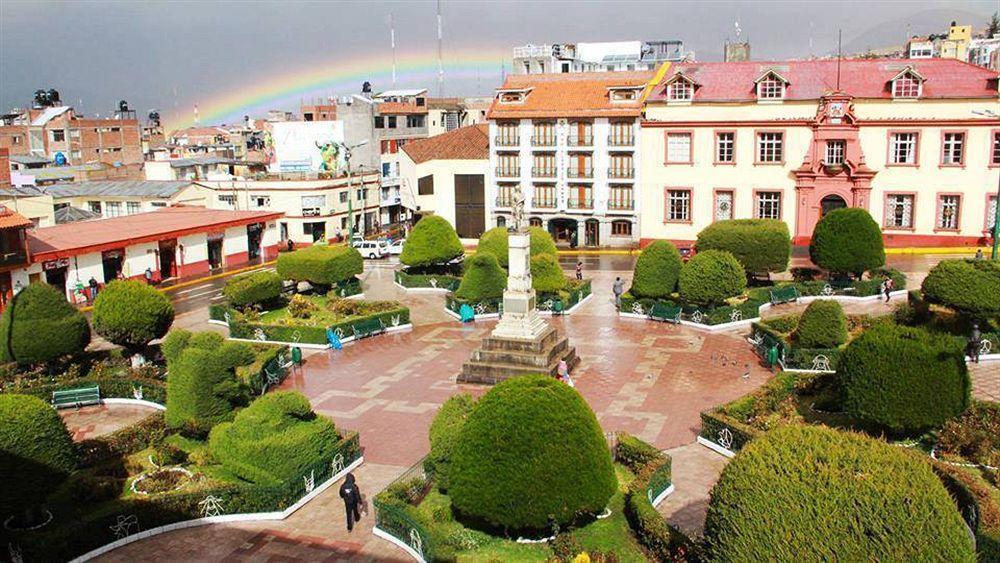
(974, 109, 1000, 259)
(437, 0, 444, 97)
(390, 13, 397, 88)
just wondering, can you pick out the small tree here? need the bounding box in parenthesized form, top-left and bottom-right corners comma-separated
(531, 253, 567, 293)
(222, 270, 282, 309)
(696, 219, 791, 276)
(477, 226, 556, 268)
(795, 300, 847, 348)
(426, 393, 476, 491)
(276, 245, 363, 287)
(92, 280, 174, 353)
(0, 283, 90, 365)
(400, 215, 464, 268)
(455, 253, 507, 301)
(630, 240, 682, 299)
(809, 208, 885, 277)
(678, 249, 747, 306)
(921, 259, 1000, 320)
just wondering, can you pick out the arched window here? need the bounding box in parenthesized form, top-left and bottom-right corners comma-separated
(496, 216, 506, 228)
(529, 217, 543, 227)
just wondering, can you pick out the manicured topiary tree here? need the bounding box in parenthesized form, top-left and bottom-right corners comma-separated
(455, 253, 507, 302)
(92, 280, 174, 353)
(630, 240, 682, 299)
(0, 283, 90, 365)
(208, 391, 339, 485)
(449, 375, 616, 531)
(704, 425, 975, 561)
(0, 394, 77, 523)
(425, 393, 476, 491)
(476, 226, 556, 269)
(921, 259, 1000, 320)
(809, 208, 885, 277)
(838, 323, 969, 435)
(531, 253, 567, 293)
(695, 219, 791, 275)
(795, 300, 847, 348)
(678, 249, 747, 306)
(222, 270, 283, 309)
(276, 245, 363, 286)
(400, 215, 464, 268)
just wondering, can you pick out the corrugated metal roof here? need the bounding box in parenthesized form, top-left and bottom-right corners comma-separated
(167, 156, 237, 168)
(29, 106, 72, 126)
(37, 180, 195, 198)
(54, 206, 102, 224)
(9, 154, 51, 165)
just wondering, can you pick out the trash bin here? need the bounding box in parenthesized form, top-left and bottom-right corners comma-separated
(766, 345, 779, 367)
(291, 346, 302, 365)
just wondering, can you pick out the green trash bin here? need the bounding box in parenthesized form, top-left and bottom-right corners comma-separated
(552, 299, 564, 316)
(291, 346, 303, 365)
(766, 345, 779, 367)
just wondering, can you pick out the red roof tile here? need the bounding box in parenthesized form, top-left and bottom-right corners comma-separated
(378, 102, 429, 115)
(0, 206, 32, 230)
(401, 125, 489, 164)
(488, 71, 655, 119)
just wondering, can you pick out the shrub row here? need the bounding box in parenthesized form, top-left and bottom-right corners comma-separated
(401, 215, 465, 268)
(621, 294, 767, 326)
(921, 259, 1000, 319)
(222, 271, 283, 309)
(76, 411, 166, 467)
(699, 410, 761, 453)
(276, 244, 363, 286)
(695, 218, 791, 275)
(229, 306, 410, 345)
(425, 394, 476, 491)
(15, 374, 167, 406)
(394, 270, 461, 291)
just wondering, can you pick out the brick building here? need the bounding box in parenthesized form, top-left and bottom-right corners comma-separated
(0, 104, 142, 167)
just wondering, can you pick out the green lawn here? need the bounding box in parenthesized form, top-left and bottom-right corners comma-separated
(256, 294, 400, 328)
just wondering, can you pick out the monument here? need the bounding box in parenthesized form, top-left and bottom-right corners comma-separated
(458, 190, 578, 384)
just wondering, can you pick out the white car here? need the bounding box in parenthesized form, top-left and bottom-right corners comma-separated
(356, 240, 388, 259)
(387, 239, 405, 255)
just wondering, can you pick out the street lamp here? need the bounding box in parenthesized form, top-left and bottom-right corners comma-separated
(973, 110, 1000, 260)
(338, 140, 369, 242)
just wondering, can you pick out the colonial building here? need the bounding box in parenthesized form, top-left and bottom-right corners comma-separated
(640, 58, 1000, 248)
(487, 71, 650, 247)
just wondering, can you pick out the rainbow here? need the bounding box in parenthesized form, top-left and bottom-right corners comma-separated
(168, 48, 511, 130)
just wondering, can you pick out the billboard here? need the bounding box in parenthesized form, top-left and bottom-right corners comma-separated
(268, 121, 345, 173)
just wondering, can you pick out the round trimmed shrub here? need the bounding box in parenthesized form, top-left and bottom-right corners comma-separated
(449, 375, 616, 531)
(222, 270, 282, 309)
(809, 208, 885, 276)
(0, 394, 77, 518)
(838, 323, 969, 435)
(208, 391, 339, 485)
(695, 219, 791, 274)
(455, 253, 506, 302)
(0, 283, 90, 365)
(93, 280, 174, 351)
(276, 245, 363, 286)
(921, 259, 1000, 319)
(426, 393, 476, 491)
(476, 226, 556, 268)
(704, 425, 975, 561)
(165, 331, 252, 436)
(678, 249, 747, 306)
(630, 240, 682, 299)
(530, 253, 567, 293)
(795, 300, 847, 348)
(400, 215, 464, 268)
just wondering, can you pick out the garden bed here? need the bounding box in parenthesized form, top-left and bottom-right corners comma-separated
(443, 279, 593, 322)
(395, 270, 462, 292)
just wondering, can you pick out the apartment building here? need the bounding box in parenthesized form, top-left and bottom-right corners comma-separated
(487, 71, 650, 248)
(640, 58, 1000, 248)
(0, 103, 142, 167)
(513, 40, 689, 75)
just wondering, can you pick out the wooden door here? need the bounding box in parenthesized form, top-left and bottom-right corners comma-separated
(454, 174, 485, 238)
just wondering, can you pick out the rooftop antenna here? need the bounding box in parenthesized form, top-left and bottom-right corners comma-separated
(194, 103, 200, 126)
(836, 29, 843, 91)
(437, 0, 444, 97)
(389, 12, 397, 88)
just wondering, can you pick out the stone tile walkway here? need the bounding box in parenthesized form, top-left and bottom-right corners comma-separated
(656, 443, 729, 539)
(970, 361, 1000, 402)
(59, 404, 159, 441)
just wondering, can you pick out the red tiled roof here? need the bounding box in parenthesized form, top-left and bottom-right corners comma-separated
(647, 58, 999, 102)
(378, 102, 429, 115)
(0, 206, 32, 230)
(28, 206, 283, 259)
(488, 71, 655, 119)
(401, 125, 489, 164)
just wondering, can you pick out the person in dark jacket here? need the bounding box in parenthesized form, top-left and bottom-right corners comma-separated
(339, 472, 362, 531)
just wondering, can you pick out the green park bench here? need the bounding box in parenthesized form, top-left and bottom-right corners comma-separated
(352, 318, 386, 339)
(52, 386, 100, 409)
(649, 302, 682, 324)
(769, 285, 800, 305)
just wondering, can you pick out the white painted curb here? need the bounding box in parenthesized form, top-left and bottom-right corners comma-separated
(227, 324, 414, 350)
(101, 398, 166, 411)
(650, 484, 675, 508)
(393, 281, 451, 294)
(697, 436, 736, 458)
(373, 526, 427, 563)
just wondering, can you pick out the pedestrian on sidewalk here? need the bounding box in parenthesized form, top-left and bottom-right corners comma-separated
(969, 323, 982, 364)
(975, 248, 984, 261)
(883, 275, 893, 303)
(144, 267, 154, 284)
(575, 261, 583, 280)
(612, 277, 625, 309)
(88, 277, 99, 303)
(339, 472, 362, 532)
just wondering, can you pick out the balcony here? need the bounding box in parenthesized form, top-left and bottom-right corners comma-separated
(533, 199, 557, 209)
(607, 200, 635, 211)
(566, 167, 594, 179)
(608, 135, 635, 147)
(531, 136, 556, 147)
(608, 168, 635, 179)
(494, 136, 519, 147)
(531, 167, 557, 178)
(380, 194, 401, 206)
(567, 134, 594, 147)
(495, 167, 520, 178)
(0, 250, 28, 268)
(495, 196, 513, 208)
(568, 198, 594, 210)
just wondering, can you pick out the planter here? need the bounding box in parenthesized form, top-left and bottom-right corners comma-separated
(130, 467, 194, 496)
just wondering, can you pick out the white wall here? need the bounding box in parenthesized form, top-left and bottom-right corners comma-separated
(224, 226, 250, 257)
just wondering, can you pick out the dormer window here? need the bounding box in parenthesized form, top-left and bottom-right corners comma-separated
(667, 79, 693, 101)
(497, 88, 531, 104)
(608, 87, 640, 102)
(891, 71, 922, 99)
(757, 76, 785, 100)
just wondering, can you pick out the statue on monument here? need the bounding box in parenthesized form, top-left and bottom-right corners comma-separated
(511, 186, 526, 233)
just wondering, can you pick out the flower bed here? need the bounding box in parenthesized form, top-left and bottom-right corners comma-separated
(394, 270, 461, 292)
(444, 279, 593, 321)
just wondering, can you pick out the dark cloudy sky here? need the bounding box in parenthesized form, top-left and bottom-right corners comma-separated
(1, 0, 995, 128)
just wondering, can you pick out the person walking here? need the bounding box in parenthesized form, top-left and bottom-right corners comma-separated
(975, 248, 984, 261)
(969, 322, 982, 364)
(612, 277, 625, 310)
(88, 277, 99, 303)
(883, 275, 893, 303)
(339, 472, 362, 532)
(575, 261, 583, 281)
(557, 358, 573, 387)
(144, 267, 154, 284)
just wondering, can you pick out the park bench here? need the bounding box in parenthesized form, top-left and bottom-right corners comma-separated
(769, 285, 800, 305)
(648, 302, 682, 324)
(52, 386, 100, 409)
(352, 317, 386, 339)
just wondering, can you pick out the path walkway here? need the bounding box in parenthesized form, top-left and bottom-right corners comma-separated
(656, 443, 729, 539)
(60, 404, 159, 441)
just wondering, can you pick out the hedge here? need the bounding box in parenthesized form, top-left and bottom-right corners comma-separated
(921, 259, 1000, 319)
(209, 391, 340, 486)
(425, 393, 476, 491)
(454, 253, 506, 302)
(400, 215, 464, 268)
(276, 245, 363, 286)
(394, 270, 461, 291)
(838, 323, 970, 436)
(92, 280, 175, 350)
(617, 433, 688, 561)
(809, 207, 885, 276)
(448, 375, 616, 531)
(704, 425, 975, 562)
(678, 249, 747, 306)
(630, 240, 682, 299)
(0, 394, 78, 516)
(16, 374, 167, 406)
(795, 300, 847, 348)
(0, 283, 91, 365)
(615, 433, 664, 472)
(695, 219, 791, 274)
(76, 411, 165, 467)
(530, 252, 567, 293)
(699, 410, 761, 453)
(222, 270, 283, 309)
(228, 305, 411, 345)
(476, 226, 556, 268)
(932, 461, 1000, 562)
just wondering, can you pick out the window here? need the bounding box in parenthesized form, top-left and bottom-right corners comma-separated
(892, 74, 921, 98)
(303, 221, 326, 242)
(300, 195, 324, 217)
(666, 132, 692, 164)
(987, 196, 997, 232)
(757, 76, 785, 100)
(496, 183, 517, 207)
(609, 154, 633, 178)
(532, 122, 555, 146)
(70, 129, 80, 140)
(529, 217, 543, 227)
(992, 132, 1000, 165)
(380, 139, 398, 154)
(50, 129, 66, 142)
(374, 116, 384, 128)
(609, 185, 633, 210)
(610, 89, 637, 101)
(611, 220, 632, 236)
(885, 194, 914, 229)
(406, 115, 425, 128)
(568, 185, 593, 209)
(70, 150, 81, 160)
(11, 135, 21, 145)
(217, 194, 237, 206)
(88, 201, 102, 214)
(937, 195, 961, 230)
(105, 201, 122, 217)
(715, 132, 735, 163)
(825, 140, 846, 165)
(418, 174, 434, 195)
(667, 79, 693, 101)
(889, 132, 918, 165)
(339, 191, 348, 203)
(150, 202, 167, 207)
(532, 153, 556, 177)
(497, 153, 519, 177)
(666, 189, 691, 222)
(609, 121, 633, 146)
(755, 191, 782, 219)
(533, 184, 556, 208)
(757, 132, 783, 163)
(356, 189, 365, 202)
(126, 202, 141, 215)
(387, 116, 397, 128)
(251, 195, 270, 208)
(500, 91, 525, 103)
(497, 122, 519, 146)
(941, 132, 965, 166)
(714, 190, 734, 221)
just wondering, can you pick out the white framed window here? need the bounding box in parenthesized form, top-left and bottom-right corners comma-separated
(757, 76, 785, 100)
(301, 194, 324, 216)
(667, 79, 692, 101)
(889, 133, 918, 165)
(992, 132, 1000, 165)
(105, 201, 122, 217)
(714, 191, 734, 221)
(941, 132, 964, 165)
(88, 201, 101, 214)
(126, 201, 141, 215)
(217, 194, 237, 206)
(825, 140, 846, 165)
(937, 195, 961, 230)
(251, 195, 270, 208)
(715, 132, 735, 163)
(756, 132, 783, 163)
(892, 74, 921, 98)
(988, 196, 997, 232)
(666, 133, 691, 163)
(755, 191, 782, 219)
(885, 194, 914, 228)
(666, 189, 691, 221)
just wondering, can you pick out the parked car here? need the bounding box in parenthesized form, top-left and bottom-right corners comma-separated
(356, 240, 388, 259)
(679, 247, 696, 263)
(387, 239, 405, 255)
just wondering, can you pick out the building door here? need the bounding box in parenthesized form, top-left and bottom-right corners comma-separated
(208, 238, 224, 270)
(158, 239, 177, 279)
(549, 218, 577, 246)
(453, 174, 485, 238)
(247, 223, 263, 261)
(820, 195, 847, 217)
(101, 249, 124, 282)
(585, 219, 599, 247)
(43, 262, 68, 297)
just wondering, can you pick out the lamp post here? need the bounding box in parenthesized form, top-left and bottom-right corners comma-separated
(338, 140, 369, 242)
(973, 110, 1000, 260)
